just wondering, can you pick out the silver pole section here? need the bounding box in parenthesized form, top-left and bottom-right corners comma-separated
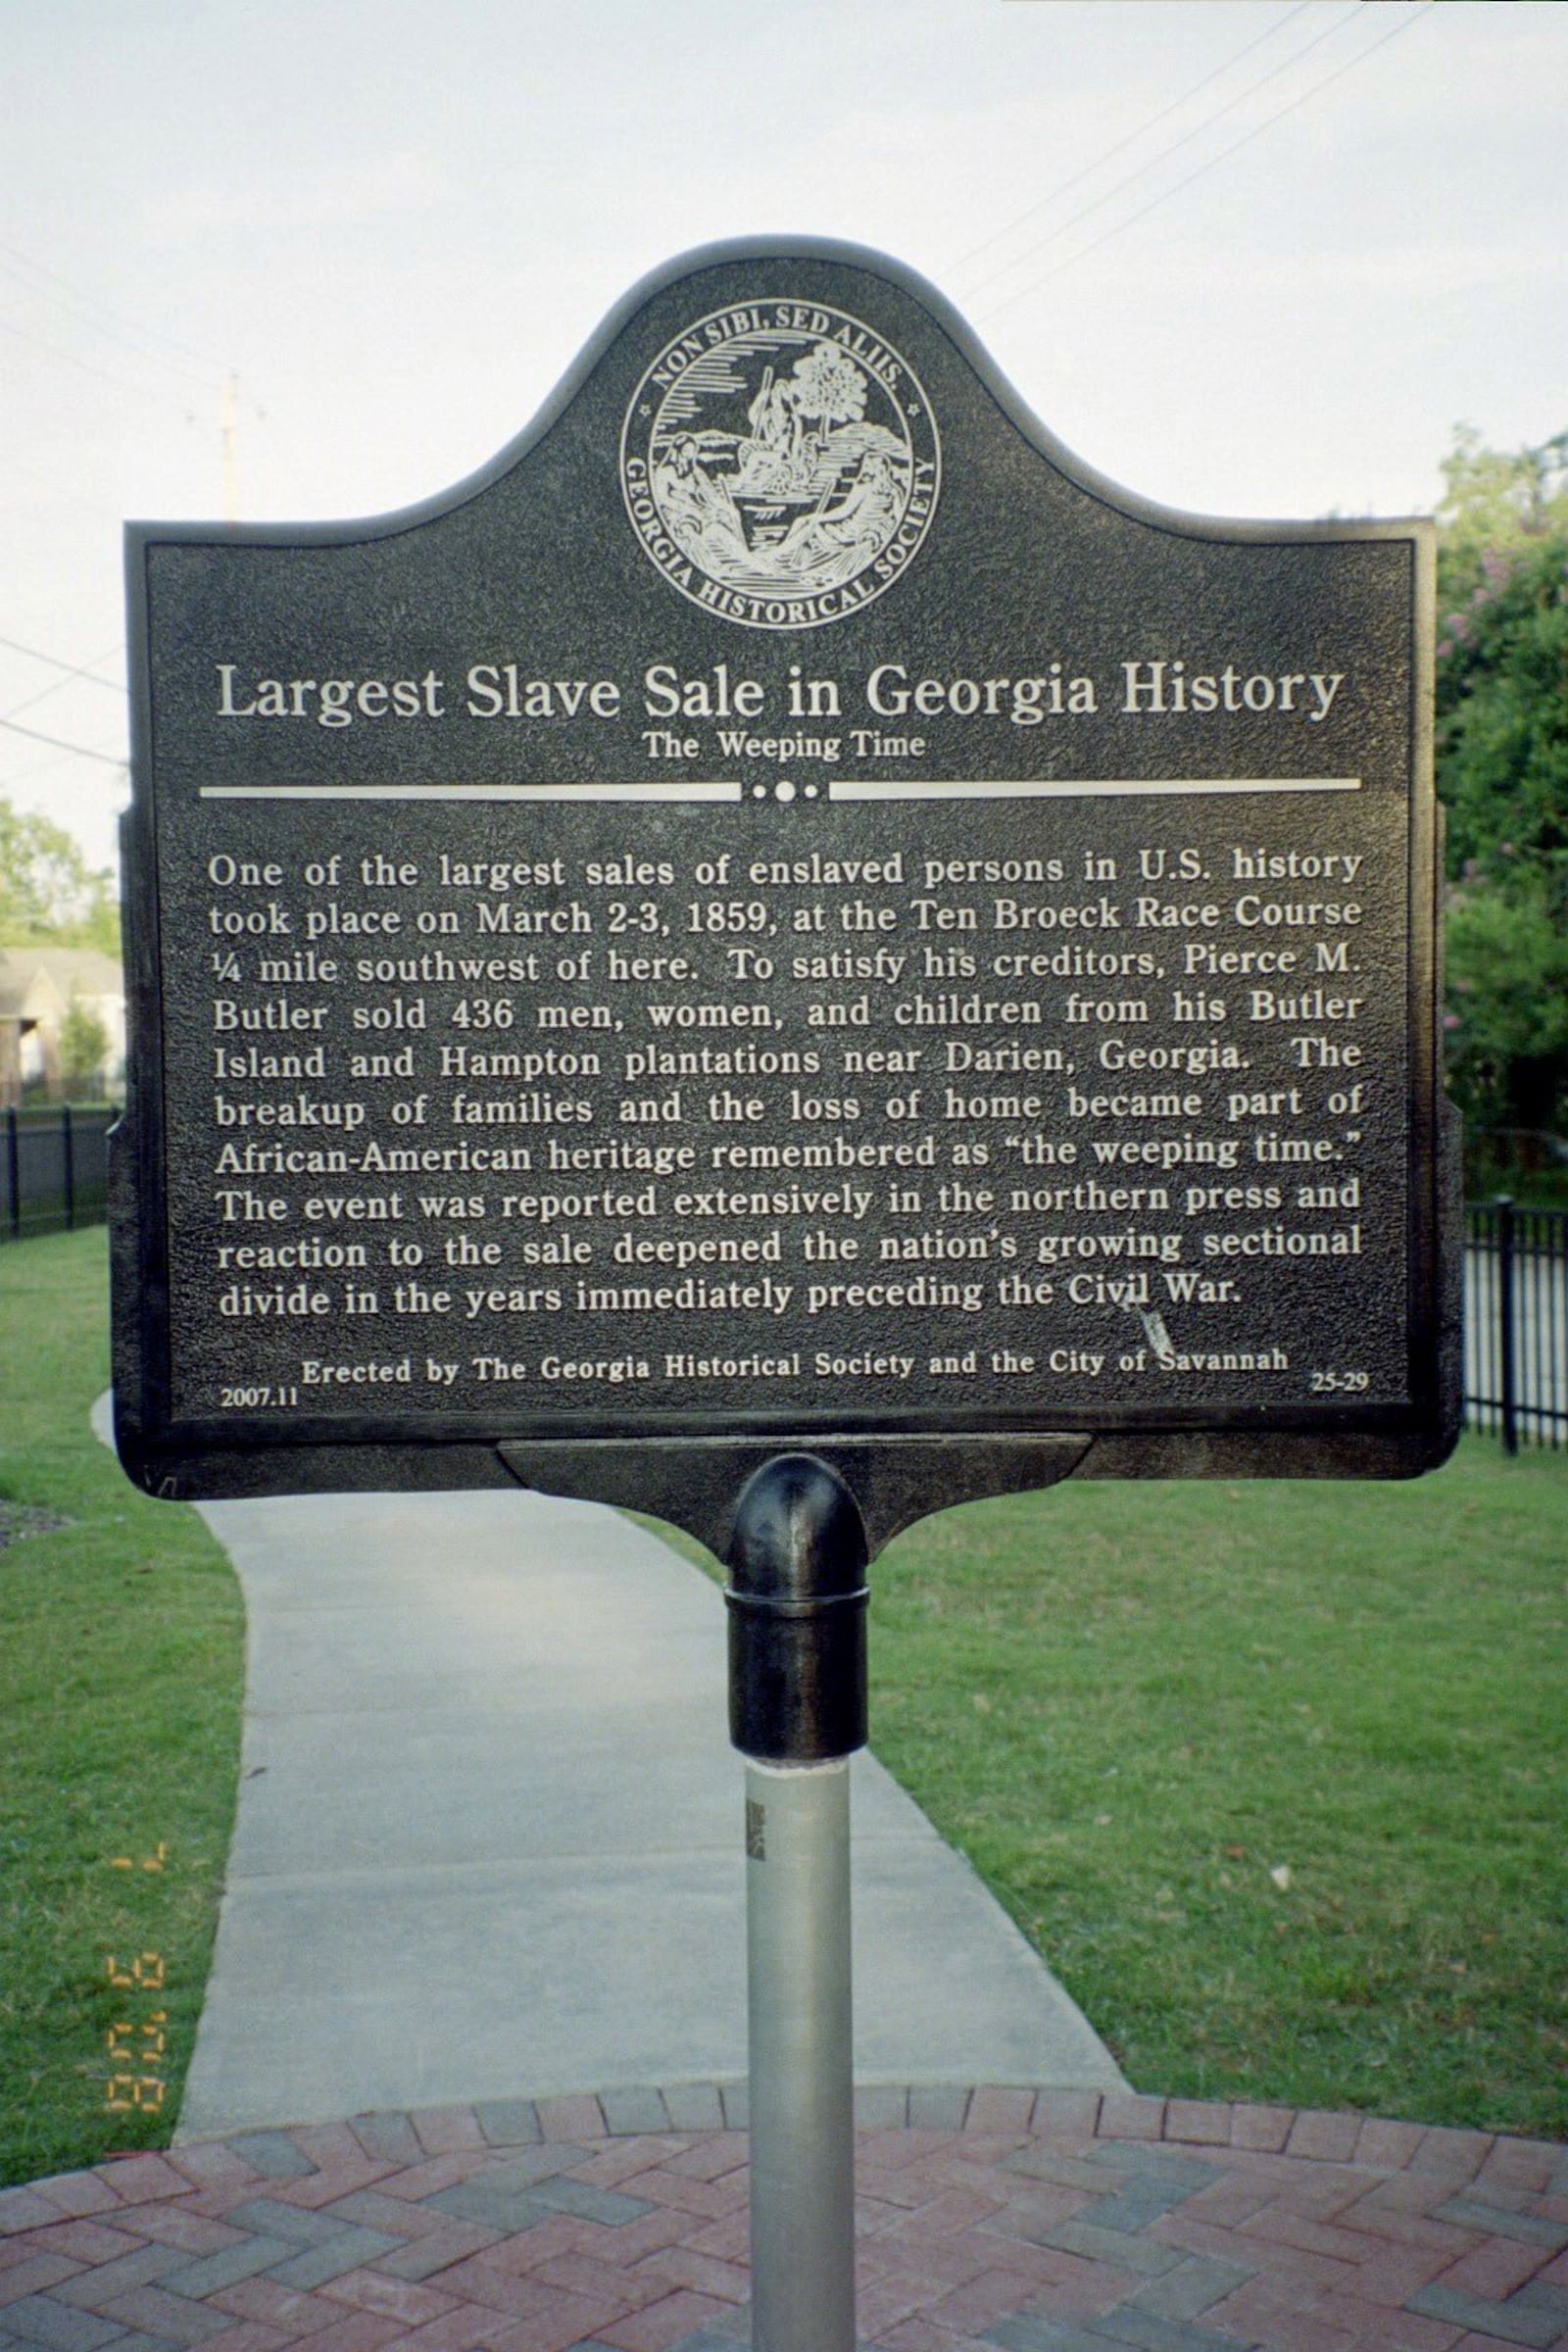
(745, 1756, 855, 2352)
(725, 1454, 869, 2352)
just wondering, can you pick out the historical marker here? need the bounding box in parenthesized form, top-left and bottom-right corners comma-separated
(113, 238, 1457, 1544)
(114, 238, 1461, 2352)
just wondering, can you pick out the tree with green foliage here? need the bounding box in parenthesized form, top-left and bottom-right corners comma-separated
(58, 995, 110, 1097)
(1434, 429, 1568, 1150)
(0, 797, 121, 956)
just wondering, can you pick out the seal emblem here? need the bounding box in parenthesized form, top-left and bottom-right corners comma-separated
(621, 300, 941, 629)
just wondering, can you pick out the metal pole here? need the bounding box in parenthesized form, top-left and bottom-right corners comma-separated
(62, 1103, 75, 1232)
(744, 1756, 854, 2352)
(726, 1454, 868, 2352)
(5, 1108, 19, 1241)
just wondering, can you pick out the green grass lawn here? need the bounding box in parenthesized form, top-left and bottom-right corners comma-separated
(0, 1230, 243, 2185)
(635, 1440, 1568, 2142)
(2, 1229, 1563, 2195)
(862, 1457, 1567, 2139)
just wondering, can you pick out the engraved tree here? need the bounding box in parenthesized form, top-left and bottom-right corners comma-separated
(787, 343, 868, 462)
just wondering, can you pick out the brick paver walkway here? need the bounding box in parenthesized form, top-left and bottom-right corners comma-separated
(3, 2086, 1565, 2352)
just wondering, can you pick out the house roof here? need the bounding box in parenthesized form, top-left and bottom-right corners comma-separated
(0, 946, 124, 1022)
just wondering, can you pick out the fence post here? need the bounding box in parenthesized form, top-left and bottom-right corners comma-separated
(62, 1103, 75, 1231)
(1495, 1195, 1517, 1455)
(5, 1107, 18, 1241)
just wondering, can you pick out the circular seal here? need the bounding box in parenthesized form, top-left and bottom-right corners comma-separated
(620, 300, 941, 630)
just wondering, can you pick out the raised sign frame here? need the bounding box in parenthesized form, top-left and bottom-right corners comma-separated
(112, 237, 1458, 1555)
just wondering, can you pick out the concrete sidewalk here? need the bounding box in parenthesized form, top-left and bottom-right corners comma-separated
(167, 1470, 1124, 2139)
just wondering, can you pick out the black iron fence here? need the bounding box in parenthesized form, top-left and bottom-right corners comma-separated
(1, 1104, 117, 1243)
(1465, 1199, 1568, 1452)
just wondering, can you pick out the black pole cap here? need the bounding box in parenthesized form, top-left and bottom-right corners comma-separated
(725, 1453, 869, 1764)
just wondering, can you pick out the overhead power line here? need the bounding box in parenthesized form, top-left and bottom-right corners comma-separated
(952, 0, 1316, 281)
(0, 714, 126, 765)
(2, 641, 126, 730)
(0, 312, 203, 416)
(960, 0, 1364, 307)
(978, 0, 1438, 323)
(0, 634, 125, 692)
(0, 235, 228, 389)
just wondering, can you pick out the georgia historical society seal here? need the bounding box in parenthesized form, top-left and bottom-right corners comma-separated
(621, 300, 941, 629)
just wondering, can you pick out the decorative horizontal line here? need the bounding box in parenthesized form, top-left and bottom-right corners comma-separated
(197, 776, 1362, 806)
(831, 777, 1362, 801)
(197, 781, 741, 804)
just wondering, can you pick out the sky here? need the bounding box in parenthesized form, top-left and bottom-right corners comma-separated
(3, 0, 1564, 880)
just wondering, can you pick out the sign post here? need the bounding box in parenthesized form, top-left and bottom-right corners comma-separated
(113, 237, 1458, 2345)
(727, 1453, 867, 2352)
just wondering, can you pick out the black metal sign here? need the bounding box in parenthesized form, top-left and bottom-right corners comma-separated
(113, 238, 1457, 1551)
